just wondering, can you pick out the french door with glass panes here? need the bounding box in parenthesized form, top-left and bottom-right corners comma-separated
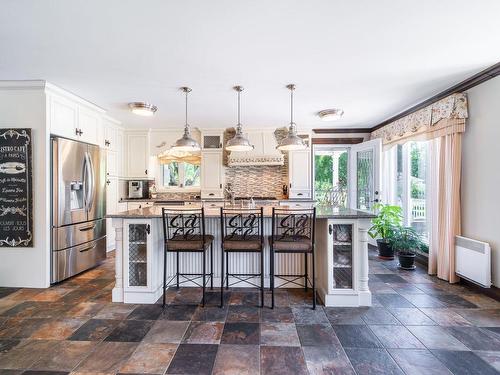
(349, 138, 382, 212)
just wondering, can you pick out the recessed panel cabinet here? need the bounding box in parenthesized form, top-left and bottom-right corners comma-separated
(288, 149, 312, 198)
(126, 132, 152, 179)
(48, 92, 102, 145)
(201, 150, 224, 198)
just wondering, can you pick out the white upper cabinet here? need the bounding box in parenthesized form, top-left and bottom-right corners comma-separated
(126, 131, 153, 179)
(201, 150, 224, 198)
(202, 129, 223, 150)
(288, 149, 312, 198)
(48, 90, 103, 145)
(49, 94, 78, 139)
(78, 106, 101, 145)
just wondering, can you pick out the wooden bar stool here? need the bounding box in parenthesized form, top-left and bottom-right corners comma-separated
(220, 207, 264, 308)
(161, 207, 214, 307)
(269, 207, 316, 309)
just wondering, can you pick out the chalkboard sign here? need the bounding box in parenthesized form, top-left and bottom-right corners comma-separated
(0, 129, 33, 247)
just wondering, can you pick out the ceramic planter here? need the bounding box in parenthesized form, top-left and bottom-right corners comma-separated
(376, 238, 394, 259)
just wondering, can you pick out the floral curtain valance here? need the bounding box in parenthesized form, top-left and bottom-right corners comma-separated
(371, 93, 468, 145)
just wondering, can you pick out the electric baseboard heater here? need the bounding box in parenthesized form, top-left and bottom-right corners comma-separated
(455, 235, 491, 288)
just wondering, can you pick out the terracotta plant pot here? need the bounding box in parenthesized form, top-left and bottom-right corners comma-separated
(398, 252, 416, 270)
(376, 239, 394, 259)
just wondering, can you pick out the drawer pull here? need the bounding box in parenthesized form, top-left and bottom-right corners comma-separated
(79, 224, 96, 232)
(208, 193, 215, 196)
(297, 193, 303, 196)
(79, 243, 97, 253)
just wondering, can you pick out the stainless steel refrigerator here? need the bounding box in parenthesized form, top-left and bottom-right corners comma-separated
(51, 136, 106, 283)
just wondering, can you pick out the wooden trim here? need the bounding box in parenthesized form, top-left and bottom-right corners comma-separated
(371, 62, 500, 131)
(313, 128, 372, 134)
(312, 137, 364, 145)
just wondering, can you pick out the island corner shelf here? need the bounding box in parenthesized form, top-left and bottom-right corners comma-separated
(108, 205, 376, 307)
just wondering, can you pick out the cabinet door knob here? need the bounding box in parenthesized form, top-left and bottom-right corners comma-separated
(106, 179, 111, 185)
(329, 224, 333, 235)
(145, 169, 148, 175)
(219, 183, 222, 189)
(105, 140, 110, 147)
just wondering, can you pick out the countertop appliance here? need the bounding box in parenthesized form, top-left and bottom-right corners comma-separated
(51, 137, 106, 283)
(128, 180, 148, 199)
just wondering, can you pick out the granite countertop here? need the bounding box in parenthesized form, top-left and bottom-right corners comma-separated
(119, 198, 316, 203)
(108, 204, 376, 219)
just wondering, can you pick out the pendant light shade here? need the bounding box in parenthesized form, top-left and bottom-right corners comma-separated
(172, 87, 201, 152)
(277, 84, 307, 151)
(226, 86, 254, 152)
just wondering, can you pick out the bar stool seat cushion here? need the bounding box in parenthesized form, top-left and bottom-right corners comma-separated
(269, 235, 313, 252)
(223, 235, 262, 251)
(166, 235, 214, 251)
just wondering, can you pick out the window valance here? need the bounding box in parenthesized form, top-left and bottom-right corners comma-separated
(371, 93, 468, 145)
(158, 150, 201, 165)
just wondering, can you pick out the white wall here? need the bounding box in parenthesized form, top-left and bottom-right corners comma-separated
(462, 75, 500, 287)
(0, 87, 50, 288)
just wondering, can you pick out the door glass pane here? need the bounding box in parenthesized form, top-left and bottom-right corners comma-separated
(332, 224, 353, 289)
(409, 142, 428, 243)
(128, 224, 147, 286)
(357, 150, 374, 210)
(313, 148, 348, 207)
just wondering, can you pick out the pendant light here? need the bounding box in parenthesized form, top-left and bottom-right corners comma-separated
(226, 86, 254, 152)
(172, 87, 201, 152)
(277, 84, 307, 151)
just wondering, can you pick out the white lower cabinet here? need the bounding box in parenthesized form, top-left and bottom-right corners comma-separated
(127, 202, 154, 210)
(123, 219, 163, 303)
(106, 177, 118, 251)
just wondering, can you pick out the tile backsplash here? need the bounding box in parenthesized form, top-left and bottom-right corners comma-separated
(225, 164, 288, 198)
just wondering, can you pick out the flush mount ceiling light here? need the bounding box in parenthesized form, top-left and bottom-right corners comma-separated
(277, 84, 307, 151)
(171, 87, 201, 152)
(128, 102, 157, 116)
(318, 108, 344, 121)
(226, 85, 254, 152)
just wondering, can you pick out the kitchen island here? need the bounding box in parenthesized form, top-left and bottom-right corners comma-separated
(108, 205, 376, 307)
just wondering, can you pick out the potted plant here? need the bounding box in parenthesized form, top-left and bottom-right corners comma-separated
(389, 226, 422, 270)
(368, 203, 403, 259)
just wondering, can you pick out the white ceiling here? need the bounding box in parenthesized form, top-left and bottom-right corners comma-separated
(1, 0, 499, 130)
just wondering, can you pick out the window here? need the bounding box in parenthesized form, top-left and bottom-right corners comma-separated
(161, 162, 200, 188)
(313, 146, 348, 207)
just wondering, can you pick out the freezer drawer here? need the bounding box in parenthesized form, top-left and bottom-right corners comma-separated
(51, 236, 106, 283)
(52, 219, 106, 251)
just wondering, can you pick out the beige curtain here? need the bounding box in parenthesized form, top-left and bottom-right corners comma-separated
(428, 133, 462, 283)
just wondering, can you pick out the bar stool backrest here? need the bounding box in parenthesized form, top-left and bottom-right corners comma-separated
(162, 207, 206, 243)
(271, 207, 316, 243)
(220, 207, 264, 242)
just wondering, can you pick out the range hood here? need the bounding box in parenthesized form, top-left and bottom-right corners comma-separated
(227, 130, 284, 166)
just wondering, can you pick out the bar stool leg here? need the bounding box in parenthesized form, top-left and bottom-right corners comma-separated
(304, 253, 308, 292)
(210, 242, 214, 290)
(176, 252, 180, 289)
(312, 250, 316, 310)
(270, 248, 275, 309)
(162, 248, 167, 308)
(202, 250, 206, 307)
(260, 249, 264, 308)
(220, 247, 224, 308)
(225, 252, 229, 290)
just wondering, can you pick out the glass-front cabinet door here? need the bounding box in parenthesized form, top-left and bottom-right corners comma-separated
(124, 220, 151, 289)
(331, 223, 354, 289)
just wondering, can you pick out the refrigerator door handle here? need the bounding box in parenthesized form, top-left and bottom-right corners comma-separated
(84, 152, 94, 212)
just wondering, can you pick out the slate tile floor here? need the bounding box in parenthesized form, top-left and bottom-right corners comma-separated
(0, 250, 499, 374)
